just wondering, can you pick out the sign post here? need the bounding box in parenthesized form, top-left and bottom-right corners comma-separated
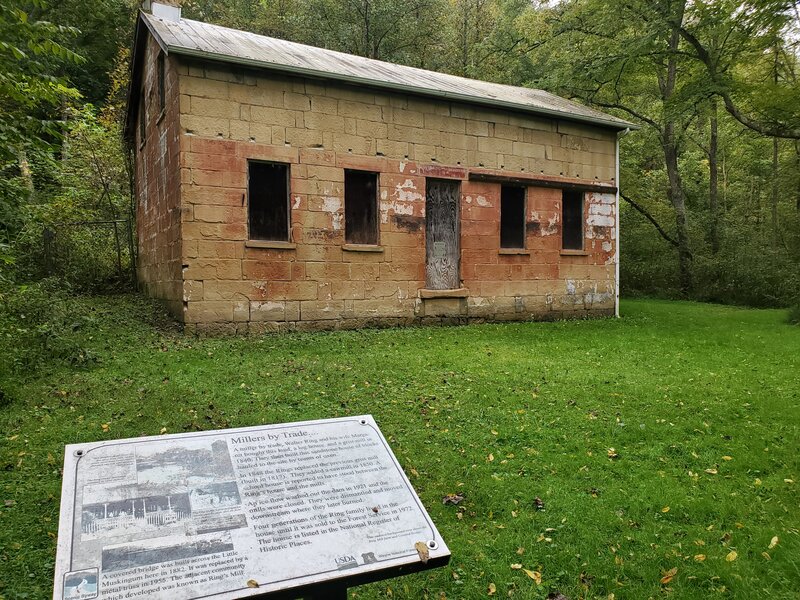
(54, 415, 450, 600)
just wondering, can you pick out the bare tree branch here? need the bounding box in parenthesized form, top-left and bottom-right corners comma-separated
(620, 192, 679, 248)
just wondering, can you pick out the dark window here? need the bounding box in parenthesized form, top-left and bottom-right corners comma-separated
(562, 190, 584, 250)
(248, 161, 290, 241)
(345, 170, 378, 245)
(139, 93, 146, 146)
(157, 52, 166, 113)
(500, 185, 525, 248)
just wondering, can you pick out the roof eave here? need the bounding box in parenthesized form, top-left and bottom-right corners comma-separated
(166, 45, 639, 132)
(123, 12, 171, 144)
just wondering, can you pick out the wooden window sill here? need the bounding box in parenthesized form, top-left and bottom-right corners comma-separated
(246, 240, 296, 250)
(419, 288, 469, 299)
(499, 248, 530, 255)
(560, 249, 589, 256)
(343, 244, 384, 253)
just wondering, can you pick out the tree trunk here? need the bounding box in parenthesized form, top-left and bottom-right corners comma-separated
(663, 132, 692, 294)
(772, 137, 779, 245)
(660, 10, 692, 294)
(795, 140, 800, 213)
(709, 98, 719, 253)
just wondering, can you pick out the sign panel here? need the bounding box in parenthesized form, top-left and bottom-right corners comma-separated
(54, 415, 449, 599)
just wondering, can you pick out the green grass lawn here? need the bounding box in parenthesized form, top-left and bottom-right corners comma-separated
(1, 298, 798, 599)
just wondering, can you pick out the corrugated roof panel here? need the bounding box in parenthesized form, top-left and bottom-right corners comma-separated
(142, 13, 636, 130)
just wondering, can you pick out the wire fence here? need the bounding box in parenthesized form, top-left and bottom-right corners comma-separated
(42, 219, 136, 289)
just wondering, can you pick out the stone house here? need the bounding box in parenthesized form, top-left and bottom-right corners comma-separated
(125, 2, 635, 333)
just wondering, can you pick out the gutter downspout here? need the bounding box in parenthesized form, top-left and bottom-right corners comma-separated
(615, 127, 631, 318)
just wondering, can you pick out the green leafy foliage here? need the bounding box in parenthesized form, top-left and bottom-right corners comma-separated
(0, 0, 83, 162)
(0, 278, 97, 381)
(7, 105, 134, 290)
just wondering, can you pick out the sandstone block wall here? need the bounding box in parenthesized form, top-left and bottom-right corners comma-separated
(136, 46, 618, 332)
(135, 36, 183, 316)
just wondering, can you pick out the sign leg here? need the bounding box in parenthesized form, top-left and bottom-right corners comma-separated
(306, 583, 347, 599)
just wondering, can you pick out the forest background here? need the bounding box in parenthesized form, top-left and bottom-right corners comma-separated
(1, 0, 799, 318)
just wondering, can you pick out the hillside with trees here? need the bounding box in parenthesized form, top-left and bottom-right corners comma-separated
(1, 0, 798, 307)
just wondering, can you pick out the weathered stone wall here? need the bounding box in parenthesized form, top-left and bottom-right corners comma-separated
(171, 57, 617, 332)
(135, 35, 183, 316)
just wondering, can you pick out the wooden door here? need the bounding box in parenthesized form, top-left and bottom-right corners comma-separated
(425, 178, 461, 289)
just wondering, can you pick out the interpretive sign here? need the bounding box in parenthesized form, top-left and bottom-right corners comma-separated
(54, 415, 450, 600)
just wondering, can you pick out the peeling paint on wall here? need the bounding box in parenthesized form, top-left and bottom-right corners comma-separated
(561, 280, 615, 308)
(394, 179, 424, 203)
(587, 213, 614, 227)
(542, 214, 559, 236)
(322, 196, 343, 230)
(380, 200, 415, 223)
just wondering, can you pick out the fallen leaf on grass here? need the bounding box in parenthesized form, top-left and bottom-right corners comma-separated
(607, 448, 619, 460)
(246, 580, 259, 588)
(510, 563, 522, 570)
(660, 567, 677, 585)
(415, 541, 430, 564)
(159, 427, 167, 434)
(547, 593, 569, 600)
(516, 547, 525, 555)
(722, 456, 732, 461)
(101, 423, 110, 432)
(768, 536, 779, 549)
(442, 493, 465, 505)
(487, 453, 494, 462)
(762, 552, 771, 560)
(661, 506, 670, 513)
(4, 500, 15, 507)
(523, 569, 542, 584)
(534, 497, 545, 511)
(694, 554, 706, 562)
(488, 582, 496, 595)
(726, 550, 738, 562)
(705, 468, 718, 475)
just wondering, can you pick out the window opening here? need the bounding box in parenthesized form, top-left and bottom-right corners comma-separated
(157, 52, 166, 113)
(562, 190, 584, 250)
(139, 93, 146, 145)
(248, 161, 290, 241)
(345, 170, 379, 245)
(500, 185, 525, 248)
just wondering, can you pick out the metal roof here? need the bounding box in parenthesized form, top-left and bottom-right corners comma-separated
(139, 12, 636, 132)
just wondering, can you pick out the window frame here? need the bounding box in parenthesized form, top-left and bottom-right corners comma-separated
(247, 159, 291, 243)
(344, 169, 380, 246)
(499, 184, 527, 249)
(561, 190, 585, 251)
